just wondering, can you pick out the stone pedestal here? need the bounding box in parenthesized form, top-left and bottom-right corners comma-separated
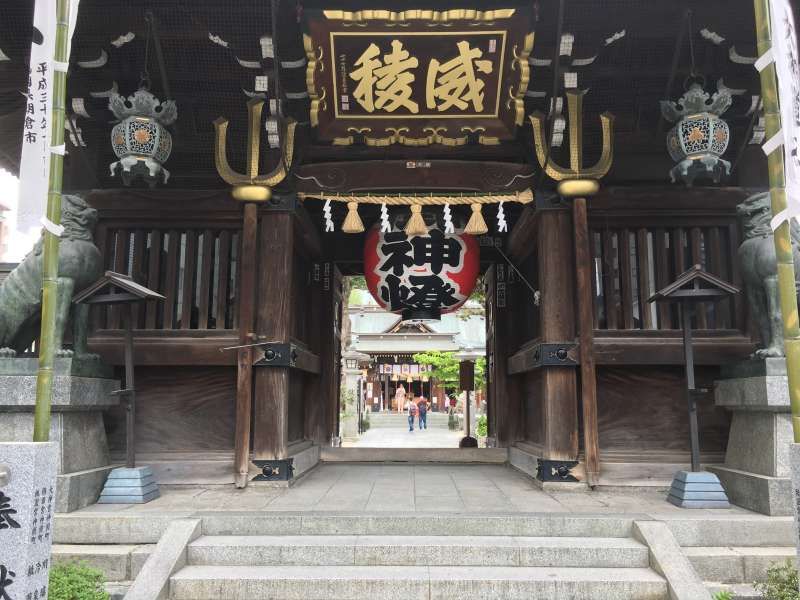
(0, 357, 120, 513)
(789, 444, 800, 554)
(708, 358, 792, 515)
(0, 442, 58, 600)
(667, 471, 730, 508)
(98, 466, 160, 503)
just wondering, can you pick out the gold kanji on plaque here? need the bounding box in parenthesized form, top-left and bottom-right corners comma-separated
(350, 40, 419, 113)
(426, 40, 493, 112)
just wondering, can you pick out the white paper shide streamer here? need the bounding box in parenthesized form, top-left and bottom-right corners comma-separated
(380, 203, 390, 232)
(443, 203, 454, 234)
(497, 202, 508, 233)
(767, 0, 800, 229)
(18, 0, 80, 238)
(323, 198, 334, 232)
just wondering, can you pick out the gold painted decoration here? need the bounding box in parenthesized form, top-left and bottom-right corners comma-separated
(304, 7, 533, 146)
(529, 89, 614, 193)
(213, 98, 297, 200)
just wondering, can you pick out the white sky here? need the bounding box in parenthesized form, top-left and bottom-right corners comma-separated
(0, 168, 37, 262)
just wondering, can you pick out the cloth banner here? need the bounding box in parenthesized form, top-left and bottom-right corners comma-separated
(769, 0, 800, 229)
(17, 0, 80, 237)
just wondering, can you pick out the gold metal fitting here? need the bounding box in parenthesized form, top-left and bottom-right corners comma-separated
(231, 185, 272, 202)
(556, 179, 600, 198)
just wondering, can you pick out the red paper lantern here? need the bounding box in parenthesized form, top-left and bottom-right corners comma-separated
(364, 226, 479, 321)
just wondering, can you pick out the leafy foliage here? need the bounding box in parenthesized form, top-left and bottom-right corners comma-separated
(49, 562, 109, 600)
(411, 351, 486, 392)
(754, 561, 800, 600)
(475, 414, 488, 437)
(340, 387, 356, 416)
(712, 591, 733, 600)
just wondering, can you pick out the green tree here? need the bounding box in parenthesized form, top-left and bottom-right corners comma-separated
(412, 351, 486, 393)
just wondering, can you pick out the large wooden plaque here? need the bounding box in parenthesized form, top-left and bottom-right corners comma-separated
(303, 8, 533, 147)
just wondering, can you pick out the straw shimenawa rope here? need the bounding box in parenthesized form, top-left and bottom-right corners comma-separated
(300, 189, 534, 235)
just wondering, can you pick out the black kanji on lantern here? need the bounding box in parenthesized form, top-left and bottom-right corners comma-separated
(379, 232, 414, 276)
(409, 230, 462, 275)
(380, 274, 460, 313)
(378, 230, 463, 277)
(0, 493, 19, 530)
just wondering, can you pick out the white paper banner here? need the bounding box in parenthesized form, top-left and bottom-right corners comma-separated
(769, 0, 800, 229)
(17, 0, 81, 238)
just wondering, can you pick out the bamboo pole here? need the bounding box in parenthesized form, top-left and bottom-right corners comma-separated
(752, 0, 800, 442)
(33, 0, 70, 442)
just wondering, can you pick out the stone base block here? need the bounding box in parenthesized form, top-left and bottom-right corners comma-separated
(56, 465, 117, 513)
(667, 471, 731, 509)
(98, 467, 160, 504)
(708, 465, 791, 516)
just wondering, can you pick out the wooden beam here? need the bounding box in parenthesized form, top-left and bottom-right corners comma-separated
(573, 198, 600, 486)
(234, 203, 258, 487)
(293, 159, 535, 194)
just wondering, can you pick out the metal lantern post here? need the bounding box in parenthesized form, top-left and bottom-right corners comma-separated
(73, 271, 165, 504)
(649, 265, 738, 508)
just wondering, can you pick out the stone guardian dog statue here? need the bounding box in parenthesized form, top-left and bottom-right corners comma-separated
(737, 191, 800, 358)
(0, 195, 102, 356)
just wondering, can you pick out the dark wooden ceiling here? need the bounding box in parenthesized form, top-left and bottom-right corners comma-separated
(0, 0, 784, 193)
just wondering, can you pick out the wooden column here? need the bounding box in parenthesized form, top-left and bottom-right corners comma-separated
(233, 202, 258, 487)
(537, 209, 579, 460)
(572, 198, 600, 486)
(308, 261, 339, 446)
(253, 211, 294, 460)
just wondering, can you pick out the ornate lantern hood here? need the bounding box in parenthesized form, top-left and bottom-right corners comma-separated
(660, 81, 733, 186)
(109, 89, 177, 187)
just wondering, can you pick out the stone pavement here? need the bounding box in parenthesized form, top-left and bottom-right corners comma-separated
(346, 426, 463, 448)
(73, 463, 762, 517)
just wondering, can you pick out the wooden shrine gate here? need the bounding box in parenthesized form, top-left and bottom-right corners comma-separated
(85, 184, 752, 484)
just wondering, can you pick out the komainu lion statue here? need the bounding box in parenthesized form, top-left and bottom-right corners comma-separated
(737, 191, 800, 358)
(0, 194, 102, 357)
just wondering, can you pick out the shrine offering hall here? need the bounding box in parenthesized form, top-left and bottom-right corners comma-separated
(0, 0, 789, 503)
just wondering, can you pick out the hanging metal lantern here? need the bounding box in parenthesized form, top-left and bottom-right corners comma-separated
(363, 225, 479, 322)
(108, 89, 177, 187)
(660, 81, 733, 186)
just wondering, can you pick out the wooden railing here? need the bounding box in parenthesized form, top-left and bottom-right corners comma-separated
(590, 224, 743, 331)
(93, 227, 241, 331)
(587, 188, 747, 334)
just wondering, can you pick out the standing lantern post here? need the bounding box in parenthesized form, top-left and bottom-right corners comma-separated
(649, 265, 738, 508)
(73, 271, 164, 503)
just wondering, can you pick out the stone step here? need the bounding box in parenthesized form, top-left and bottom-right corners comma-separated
(187, 535, 648, 568)
(169, 565, 668, 600)
(685, 546, 796, 584)
(52, 544, 154, 581)
(199, 513, 635, 538)
(660, 516, 795, 548)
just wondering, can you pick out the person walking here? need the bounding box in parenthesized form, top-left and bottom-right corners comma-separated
(406, 397, 417, 432)
(417, 396, 428, 430)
